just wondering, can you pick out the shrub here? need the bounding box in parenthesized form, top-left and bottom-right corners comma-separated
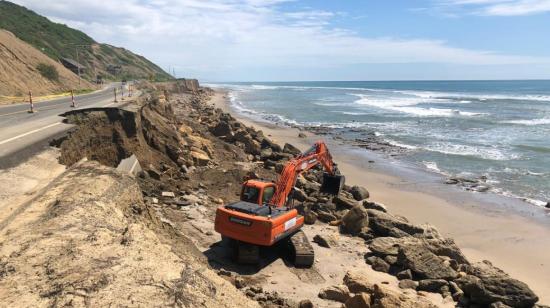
(36, 63, 59, 81)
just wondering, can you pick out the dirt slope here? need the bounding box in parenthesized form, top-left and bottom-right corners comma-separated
(0, 159, 257, 307)
(0, 29, 93, 97)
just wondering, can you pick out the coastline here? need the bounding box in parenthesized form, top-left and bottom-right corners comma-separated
(209, 89, 550, 304)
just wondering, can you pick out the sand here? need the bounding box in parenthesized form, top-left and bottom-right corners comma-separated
(210, 90, 550, 304)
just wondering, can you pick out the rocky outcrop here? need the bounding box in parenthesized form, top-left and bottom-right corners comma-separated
(456, 261, 538, 308)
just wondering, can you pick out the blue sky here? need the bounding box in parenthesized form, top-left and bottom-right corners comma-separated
(11, 0, 550, 81)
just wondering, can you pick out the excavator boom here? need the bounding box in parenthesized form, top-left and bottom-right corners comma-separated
(270, 141, 343, 207)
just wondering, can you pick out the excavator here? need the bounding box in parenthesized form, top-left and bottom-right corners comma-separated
(214, 141, 345, 267)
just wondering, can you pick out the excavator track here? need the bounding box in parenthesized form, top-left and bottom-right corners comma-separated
(288, 229, 314, 268)
(235, 241, 260, 265)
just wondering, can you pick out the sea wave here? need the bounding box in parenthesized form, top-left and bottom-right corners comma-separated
(393, 90, 550, 102)
(351, 94, 486, 117)
(502, 118, 550, 126)
(424, 142, 520, 161)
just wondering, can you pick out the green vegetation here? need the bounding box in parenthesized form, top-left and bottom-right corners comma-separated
(36, 63, 59, 81)
(0, 1, 172, 82)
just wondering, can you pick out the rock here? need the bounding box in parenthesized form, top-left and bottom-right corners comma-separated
(260, 147, 273, 160)
(283, 143, 301, 155)
(398, 279, 418, 290)
(190, 150, 210, 166)
(317, 211, 337, 223)
(396, 269, 413, 280)
(445, 178, 459, 185)
(449, 281, 465, 301)
(210, 121, 233, 137)
(147, 164, 162, 180)
(292, 188, 308, 202)
(343, 271, 375, 294)
(383, 255, 397, 265)
(363, 200, 387, 212)
(455, 261, 538, 308)
(333, 195, 360, 209)
(368, 237, 400, 256)
(318, 285, 351, 303)
(417, 279, 448, 292)
(345, 293, 371, 308)
(303, 210, 317, 224)
(243, 139, 262, 155)
(367, 209, 424, 237)
(161, 191, 176, 198)
(371, 284, 438, 308)
(490, 302, 513, 308)
(371, 257, 391, 273)
(298, 299, 314, 308)
(397, 244, 458, 280)
(313, 234, 332, 248)
(350, 185, 370, 201)
(235, 276, 246, 289)
(342, 205, 369, 235)
(298, 132, 307, 138)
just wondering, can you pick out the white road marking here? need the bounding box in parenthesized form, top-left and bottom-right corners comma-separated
(129, 158, 139, 174)
(0, 122, 63, 145)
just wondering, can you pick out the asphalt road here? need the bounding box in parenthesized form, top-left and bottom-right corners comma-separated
(0, 83, 129, 168)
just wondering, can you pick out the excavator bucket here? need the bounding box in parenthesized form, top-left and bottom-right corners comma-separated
(320, 173, 345, 195)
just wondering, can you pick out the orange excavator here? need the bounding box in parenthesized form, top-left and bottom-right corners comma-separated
(214, 141, 345, 267)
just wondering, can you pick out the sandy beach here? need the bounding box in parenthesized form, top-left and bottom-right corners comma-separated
(210, 89, 550, 304)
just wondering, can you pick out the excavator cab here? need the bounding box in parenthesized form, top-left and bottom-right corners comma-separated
(240, 180, 276, 205)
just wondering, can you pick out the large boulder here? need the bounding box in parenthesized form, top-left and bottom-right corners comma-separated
(397, 244, 458, 280)
(318, 285, 351, 303)
(367, 209, 424, 237)
(345, 293, 371, 308)
(283, 143, 301, 155)
(342, 205, 369, 234)
(350, 185, 370, 201)
(333, 195, 360, 209)
(343, 271, 375, 294)
(368, 237, 401, 256)
(455, 261, 538, 308)
(370, 284, 438, 308)
(210, 121, 233, 137)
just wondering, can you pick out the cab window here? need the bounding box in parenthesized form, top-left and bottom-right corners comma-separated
(242, 186, 260, 204)
(262, 186, 275, 204)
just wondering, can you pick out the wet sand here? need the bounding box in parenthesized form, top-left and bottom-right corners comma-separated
(210, 89, 550, 304)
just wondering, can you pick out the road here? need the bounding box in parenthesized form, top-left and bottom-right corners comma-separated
(0, 83, 129, 168)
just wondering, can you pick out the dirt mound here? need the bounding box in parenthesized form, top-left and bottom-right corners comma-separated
(0, 29, 93, 97)
(0, 160, 257, 307)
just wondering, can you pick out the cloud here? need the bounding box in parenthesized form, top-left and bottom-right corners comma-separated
(442, 0, 550, 15)
(11, 0, 550, 80)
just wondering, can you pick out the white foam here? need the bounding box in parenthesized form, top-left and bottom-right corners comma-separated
(502, 118, 550, 126)
(385, 139, 419, 150)
(424, 142, 520, 161)
(423, 161, 442, 173)
(351, 94, 485, 117)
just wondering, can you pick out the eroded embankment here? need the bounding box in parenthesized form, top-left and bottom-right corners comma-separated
(0, 159, 256, 307)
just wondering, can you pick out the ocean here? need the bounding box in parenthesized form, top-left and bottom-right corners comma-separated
(207, 80, 550, 207)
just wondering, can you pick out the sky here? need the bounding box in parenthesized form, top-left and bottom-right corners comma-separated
(10, 0, 550, 81)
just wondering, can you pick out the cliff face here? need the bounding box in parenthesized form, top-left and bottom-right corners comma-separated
(0, 29, 93, 97)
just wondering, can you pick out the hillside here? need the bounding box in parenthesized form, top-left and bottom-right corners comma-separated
(0, 1, 171, 82)
(0, 29, 93, 97)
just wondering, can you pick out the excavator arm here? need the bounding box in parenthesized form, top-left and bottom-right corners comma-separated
(269, 141, 342, 207)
